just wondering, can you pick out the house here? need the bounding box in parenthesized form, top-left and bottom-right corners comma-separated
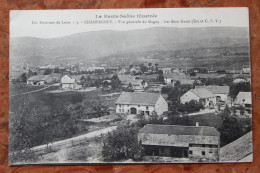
(233, 74, 250, 83)
(242, 66, 250, 74)
(164, 72, 193, 85)
(195, 86, 230, 102)
(234, 92, 252, 114)
(130, 67, 141, 75)
(162, 67, 172, 74)
(107, 67, 119, 73)
(27, 75, 53, 85)
(180, 88, 216, 108)
(138, 124, 220, 161)
(115, 92, 168, 115)
(118, 75, 148, 91)
(61, 74, 77, 90)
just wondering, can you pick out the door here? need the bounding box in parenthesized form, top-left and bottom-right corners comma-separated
(130, 107, 137, 114)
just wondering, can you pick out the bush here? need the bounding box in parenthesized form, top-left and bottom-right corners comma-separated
(178, 100, 203, 113)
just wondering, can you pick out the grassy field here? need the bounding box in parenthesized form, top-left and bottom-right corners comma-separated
(9, 83, 45, 95)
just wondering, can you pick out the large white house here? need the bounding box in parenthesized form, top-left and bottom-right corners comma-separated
(195, 85, 230, 102)
(180, 88, 216, 108)
(115, 92, 168, 116)
(61, 75, 77, 90)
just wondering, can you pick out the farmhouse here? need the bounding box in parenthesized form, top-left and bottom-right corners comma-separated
(115, 92, 168, 115)
(234, 92, 252, 114)
(180, 88, 216, 108)
(61, 74, 77, 90)
(195, 85, 230, 102)
(164, 72, 193, 85)
(138, 124, 220, 161)
(27, 75, 53, 85)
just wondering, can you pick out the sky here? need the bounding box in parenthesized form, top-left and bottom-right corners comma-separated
(10, 8, 249, 39)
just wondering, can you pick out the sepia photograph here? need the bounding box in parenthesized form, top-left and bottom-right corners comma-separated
(9, 8, 252, 165)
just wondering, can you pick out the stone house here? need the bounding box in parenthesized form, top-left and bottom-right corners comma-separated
(138, 124, 220, 161)
(180, 88, 216, 108)
(115, 92, 168, 116)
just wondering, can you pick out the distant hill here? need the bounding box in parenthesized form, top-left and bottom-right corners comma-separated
(10, 27, 249, 65)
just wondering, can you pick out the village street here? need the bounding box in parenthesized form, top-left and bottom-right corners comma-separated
(31, 126, 117, 155)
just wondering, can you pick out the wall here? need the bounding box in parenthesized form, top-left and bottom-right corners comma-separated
(116, 104, 155, 114)
(155, 95, 168, 115)
(180, 90, 200, 104)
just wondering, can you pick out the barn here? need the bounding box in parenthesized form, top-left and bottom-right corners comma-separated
(138, 124, 220, 161)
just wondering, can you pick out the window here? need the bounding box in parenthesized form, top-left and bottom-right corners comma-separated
(209, 150, 213, 154)
(146, 106, 149, 111)
(202, 151, 205, 156)
(189, 150, 193, 155)
(138, 105, 140, 107)
(202, 144, 205, 147)
(127, 104, 129, 107)
(122, 109, 124, 113)
(119, 104, 121, 108)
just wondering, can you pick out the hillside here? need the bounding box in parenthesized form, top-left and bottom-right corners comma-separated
(10, 27, 249, 65)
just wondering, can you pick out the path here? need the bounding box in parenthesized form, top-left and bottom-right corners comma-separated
(31, 126, 117, 153)
(9, 85, 53, 97)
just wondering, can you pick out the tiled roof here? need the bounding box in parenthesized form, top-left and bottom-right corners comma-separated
(115, 92, 160, 105)
(220, 131, 252, 162)
(139, 124, 220, 136)
(190, 88, 215, 99)
(195, 85, 230, 94)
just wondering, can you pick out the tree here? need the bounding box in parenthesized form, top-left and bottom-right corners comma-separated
(19, 73, 27, 83)
(157, 70, 164, 84)
(139, 64, 148, 73)
(218, 116, 244, 146)
(155, 63, 159, 72)
(111, 75, 121, 90)
(102, 123, 144, 161)
(44, 69, 53, 75)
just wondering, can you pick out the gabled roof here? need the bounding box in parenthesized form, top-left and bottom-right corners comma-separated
(139, 124, 220, 136)
(61, 74, 76, 84)
(115, 92, 161, 106)
(195, 85, 230, 94)
(234, 92, 252, 105)
(190, 88, 215, 99)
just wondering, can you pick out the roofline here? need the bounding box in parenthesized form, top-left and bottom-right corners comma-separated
(190, 90, 215, 99)
(139, 124, 220, 136)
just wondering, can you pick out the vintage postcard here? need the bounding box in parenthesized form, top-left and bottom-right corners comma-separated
(9, 8, 252, 165)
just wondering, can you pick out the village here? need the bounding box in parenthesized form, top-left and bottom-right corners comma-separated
(9, 60, 252, 163)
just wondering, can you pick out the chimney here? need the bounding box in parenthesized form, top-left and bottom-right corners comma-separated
(196, 122, 199, 126)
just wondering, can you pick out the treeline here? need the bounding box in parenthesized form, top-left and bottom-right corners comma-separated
(9, 90, 108, 163)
